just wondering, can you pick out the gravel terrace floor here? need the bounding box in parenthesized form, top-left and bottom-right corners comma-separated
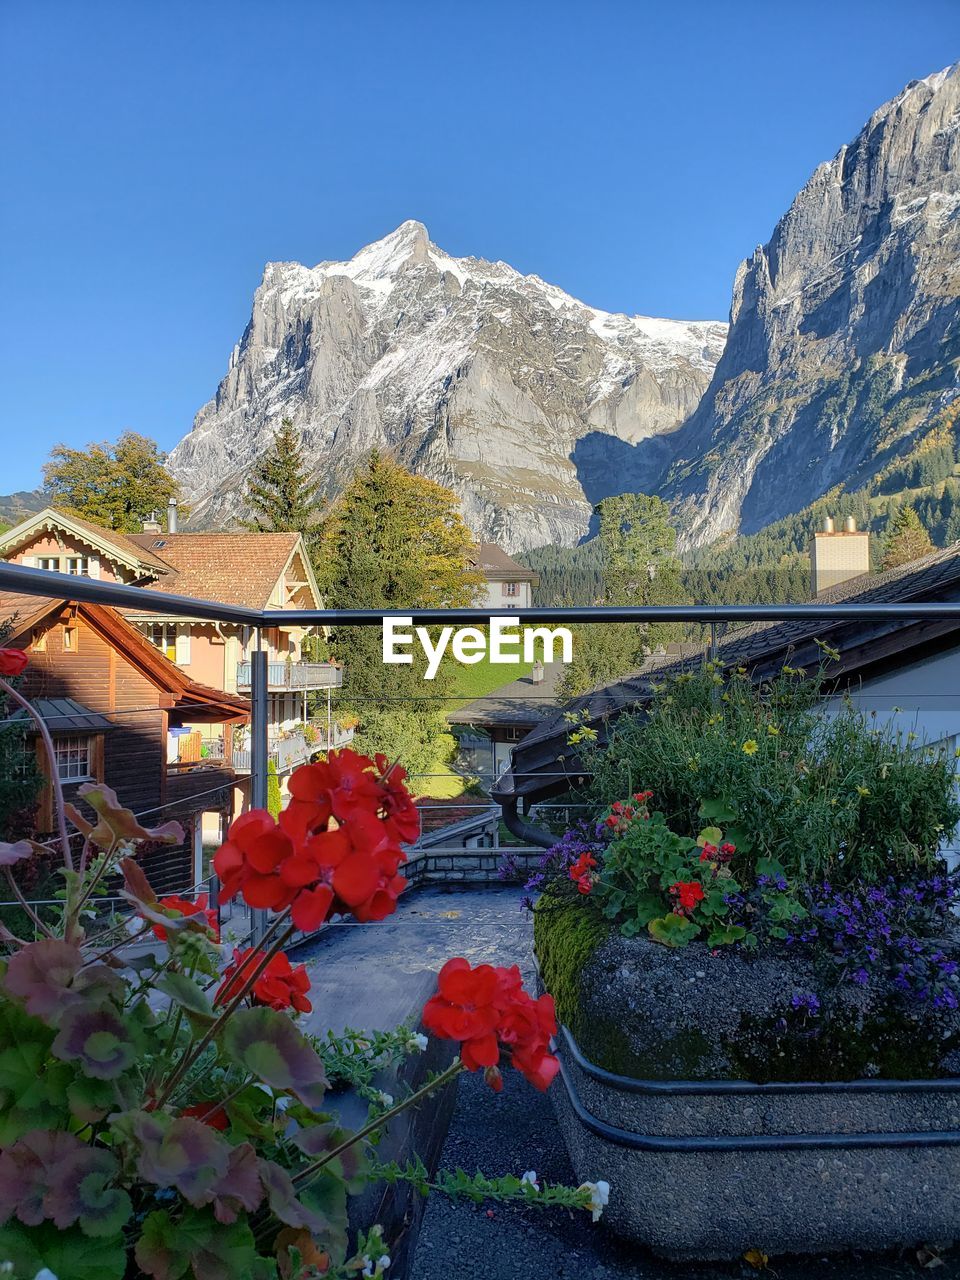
(299, 885, 960, 1280)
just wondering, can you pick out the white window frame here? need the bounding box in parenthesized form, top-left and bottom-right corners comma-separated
(53, 734, 94, 782)
(65, 556, 89, 576)
(37, 557, 60, 572)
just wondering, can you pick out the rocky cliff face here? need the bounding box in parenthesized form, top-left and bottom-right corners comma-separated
(663, 64, 960, 549)
(168, 222, 726, 551)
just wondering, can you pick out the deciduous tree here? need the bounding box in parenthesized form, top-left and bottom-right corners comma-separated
(42, 432, 184, 532)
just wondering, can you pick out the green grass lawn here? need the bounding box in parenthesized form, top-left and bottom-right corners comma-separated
(416, 760, 472, 799)
(447, 653, 534, 710)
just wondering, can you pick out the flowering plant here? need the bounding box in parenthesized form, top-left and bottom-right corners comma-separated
(0, 653, 600, 1280)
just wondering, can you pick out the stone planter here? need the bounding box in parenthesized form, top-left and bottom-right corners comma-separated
(552, 1022, 960, 1260)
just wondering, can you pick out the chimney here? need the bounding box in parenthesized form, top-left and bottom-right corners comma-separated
(167, 499, 179, 534)
(809, 516, 870, 596)
(531, 660, 545, 685)
(142, 511, 162, 534)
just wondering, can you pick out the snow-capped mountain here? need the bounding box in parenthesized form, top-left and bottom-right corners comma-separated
(168, 221, 726, 550)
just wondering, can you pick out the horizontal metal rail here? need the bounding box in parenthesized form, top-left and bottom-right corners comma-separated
(4, 560, 960, 624)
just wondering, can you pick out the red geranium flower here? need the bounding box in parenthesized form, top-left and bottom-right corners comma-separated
(212, 748, 416, 931)
(180, 1101, 229, 1130)
(150, 893, 219, 942)
(670, 880, 706, 913)
(0, 649, 28, 677)
(422, 957, 560, 1091)
(215, 947, 312, 1013)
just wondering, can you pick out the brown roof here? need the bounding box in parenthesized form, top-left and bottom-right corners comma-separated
(0, 591, 249, 723)
(469, 543, 538, 583)
(126, 532, 302, 609)
(0, 508, 175, 575)
(495, 543, 960, 801)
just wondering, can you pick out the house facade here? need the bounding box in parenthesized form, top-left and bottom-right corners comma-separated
(468, 544, 539, 609)
(0, 503, 352, 776)
(0, 590, 249, 892)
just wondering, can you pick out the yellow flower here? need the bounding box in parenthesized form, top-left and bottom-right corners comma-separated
(767, 725, 780, 736)
(706, 713, 722, 726)
(855, 785, 870, 798)
(741, 739, 759, 756)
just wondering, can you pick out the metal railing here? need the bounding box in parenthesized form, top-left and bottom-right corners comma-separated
(4, 557, 960, 940)
(235, 660, 343, 690)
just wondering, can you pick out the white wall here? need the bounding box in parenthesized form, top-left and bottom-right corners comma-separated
(477, 578, 533, 609)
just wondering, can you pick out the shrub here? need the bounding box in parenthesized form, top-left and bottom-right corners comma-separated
(579, 659, 960, 885)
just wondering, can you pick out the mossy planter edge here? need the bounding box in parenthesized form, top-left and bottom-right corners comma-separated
(551, 1020, 960, 1260)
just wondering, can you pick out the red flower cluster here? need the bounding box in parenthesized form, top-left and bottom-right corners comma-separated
(700, 841, 736, 865)
(213, 749, 419, 931)
(422, 957, 559, 1091)
(0, 649, 28, 678)
(604, 792, 653, 833)
(215, 947, 312, 1013)
(669, 880, 706, 914)
(150, 894, 219, 942)
(568, 851, 597, 895)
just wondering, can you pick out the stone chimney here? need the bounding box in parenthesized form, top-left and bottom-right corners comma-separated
(531, 660, 545, 685)
(142, 511, 162, 534)
(809, 516, 870, 596)
(167, 499, 179, 534)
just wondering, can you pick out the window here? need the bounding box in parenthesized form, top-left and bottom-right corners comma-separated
(65, 557, 89, 576)
(62, 624, 78, 652)
(148, 623, 177, 661)
(37, 557, 60, 572)
(502, 582, 520, 597)
(53, 735, 93, 782)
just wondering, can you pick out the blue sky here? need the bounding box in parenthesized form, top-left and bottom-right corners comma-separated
(1, 0, 958, 491)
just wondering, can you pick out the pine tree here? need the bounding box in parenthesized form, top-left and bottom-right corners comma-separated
(244, 419, 320, 551)
(881, 505, 935, 571)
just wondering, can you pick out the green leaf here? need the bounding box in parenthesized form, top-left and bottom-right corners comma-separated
(696, 826, 723, 847)
(706, 923, 747, 947)
(755, 856, 788, 882)
(647, 913, 701, 948)
(0, 1221, 126, 1280)
(221, 1008, 328, 1109)
(135, 1208, 270, 1280)
(155, 972, 216, 1024)
(52, 1003, 141, 1079)
(698, 798, 737, 824)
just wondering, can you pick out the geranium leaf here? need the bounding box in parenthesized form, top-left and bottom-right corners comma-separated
(290, 1121, 366, 1190)
(209, 1142, 263, 1224)
(72, 783, 184, 848)
(221, 1008, 327, 1109)
(257, 1157, 326, 1232)
(3, 939, 84, 1021)
(135, 1207, 271, 1280)
(52, 1001, 140, 1079)
(119, 854, 158, 905)
(0, 840, 32, 866)
(0, 1221, 126, 1280)
(648, 912, 701, 948)
(129, 1111, 231, 1207)
(156, 972, 215, 1023)
(0, 1128, 130, 1238)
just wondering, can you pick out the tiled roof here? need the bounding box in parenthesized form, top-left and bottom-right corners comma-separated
(126, 532, 302, 609)
(0, 508, 174, 574)
(495, 543, 960, 800)
(469, 543, 538, 582)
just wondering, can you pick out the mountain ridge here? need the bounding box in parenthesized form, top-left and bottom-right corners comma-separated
(168, 221, 726, 551)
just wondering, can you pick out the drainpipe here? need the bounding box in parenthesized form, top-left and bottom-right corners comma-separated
(499, 795, 555, 849)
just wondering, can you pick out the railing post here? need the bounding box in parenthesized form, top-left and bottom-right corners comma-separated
(250, 644, 269, 944)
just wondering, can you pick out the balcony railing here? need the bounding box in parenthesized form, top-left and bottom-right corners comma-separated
(232, 723, 356, 774)
(236, 660, 343, 690)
